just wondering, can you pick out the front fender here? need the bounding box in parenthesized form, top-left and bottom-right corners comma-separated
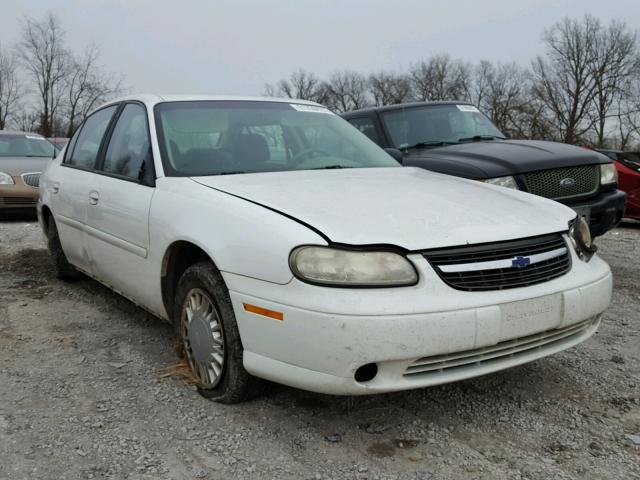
(149, 177, 327, 285)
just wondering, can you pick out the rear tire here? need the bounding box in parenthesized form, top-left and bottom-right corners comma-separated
(174, 261, 264, 404)
(47, 216, 82, 281)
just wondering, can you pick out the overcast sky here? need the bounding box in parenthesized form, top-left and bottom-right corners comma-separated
(1, 0, 639, 96)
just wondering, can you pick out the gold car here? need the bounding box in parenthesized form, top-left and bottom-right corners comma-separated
(0, 131, 57, 212)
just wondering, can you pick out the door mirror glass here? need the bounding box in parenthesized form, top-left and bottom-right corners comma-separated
(384, 148, 403, 163)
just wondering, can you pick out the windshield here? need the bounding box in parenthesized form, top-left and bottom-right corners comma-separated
(0, 134, 56, 157)
(154, 101, 399, 176)
(381, 104, 505, 149)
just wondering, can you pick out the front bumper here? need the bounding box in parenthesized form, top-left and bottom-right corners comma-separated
(224, 245, 612, 395)
(0, 175, 39, 211)
(564, 189, 626, 237)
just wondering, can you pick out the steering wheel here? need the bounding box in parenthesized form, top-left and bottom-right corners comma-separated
(290, 148, 333, 167)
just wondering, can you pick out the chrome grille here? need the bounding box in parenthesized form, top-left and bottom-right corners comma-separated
(21, 172, 41, 188)
(424, 234, 571, 291)
(404, 317, 598, 377)
(524, 165, 599, 200)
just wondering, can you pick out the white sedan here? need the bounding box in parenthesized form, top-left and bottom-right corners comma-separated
(38, 95, 612, 403)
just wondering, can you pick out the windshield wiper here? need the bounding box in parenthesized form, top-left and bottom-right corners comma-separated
(458, 135, 506, 142)
(311, 165, 352, 170)
(405, 141, 458, 150)
(214, 171, 247, 175)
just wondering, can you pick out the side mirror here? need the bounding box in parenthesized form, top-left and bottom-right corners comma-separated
(384, 148, 404, 163)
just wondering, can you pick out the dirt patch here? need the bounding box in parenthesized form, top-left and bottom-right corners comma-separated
(0, 220, 638, 480)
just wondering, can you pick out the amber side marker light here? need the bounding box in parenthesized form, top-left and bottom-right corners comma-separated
(243, 303, 284, 321)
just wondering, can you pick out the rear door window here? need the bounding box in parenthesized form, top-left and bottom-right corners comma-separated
(65, 105, 118, 169)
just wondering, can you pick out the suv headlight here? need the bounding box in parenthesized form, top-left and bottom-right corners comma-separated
(0, 172, 15, 185)
(290, 246, 418, 287)
(569, 216, 597, 261)
(600, 163, 617, 185)
(482, 176, 518, 189)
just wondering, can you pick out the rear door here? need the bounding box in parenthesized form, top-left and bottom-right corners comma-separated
(84, 102, 157, 308)
(52, 105, 119, 273)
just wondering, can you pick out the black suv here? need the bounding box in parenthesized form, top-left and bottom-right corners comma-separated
(341, 102, 626, 236)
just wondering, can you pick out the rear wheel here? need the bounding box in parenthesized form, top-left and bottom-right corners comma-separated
(47, 216, 82, 280)
(174, 261, 263, 403)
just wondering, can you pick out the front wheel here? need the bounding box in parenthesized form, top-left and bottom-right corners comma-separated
(174, 261, 263, 403)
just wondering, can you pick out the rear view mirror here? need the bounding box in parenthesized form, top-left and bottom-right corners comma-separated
(384, 148, 403, 163)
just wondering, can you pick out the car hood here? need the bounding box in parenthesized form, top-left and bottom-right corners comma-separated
(0, 156, 51, 175)
(192, 167, 575, 250)
(403, 140, 609, 178)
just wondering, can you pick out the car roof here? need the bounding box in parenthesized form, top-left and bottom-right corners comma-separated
(93, 94, 324, 115)
(341, 100, 473, 118)
(0, 130, 46, 138)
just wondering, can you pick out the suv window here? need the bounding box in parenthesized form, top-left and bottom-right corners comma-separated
(102, 104, 151, 179)
(66, 105, 118, 168)
(348, 117, 379, 143)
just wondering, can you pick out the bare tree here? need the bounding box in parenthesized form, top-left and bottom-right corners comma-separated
(368, 71, 411, 106)
(409, 55, 472, 101)
(12, 108, 39, 132)
(65, 45, 122, 136)
(532, 15, 602, 144)
(589, 21, 639, 147)
(264, 69, 328, 103)
(0, 44, 20, 129)
(481, 63, 530, 135)
(16, 13, 69, 137)
(615, 77, 640, 149)
(323, 70, 369, 112)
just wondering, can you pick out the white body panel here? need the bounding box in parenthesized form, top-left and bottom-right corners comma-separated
(84, 174, 156, 308)
(37, 94, 613, 396)
(192, 167, 576, 250)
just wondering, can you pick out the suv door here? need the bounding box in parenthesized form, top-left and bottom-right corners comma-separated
(53, 105, 119, 273)
(84, 102, 157, 308)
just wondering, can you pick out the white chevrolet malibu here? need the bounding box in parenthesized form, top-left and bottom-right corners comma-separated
(38, 95, 612, 403)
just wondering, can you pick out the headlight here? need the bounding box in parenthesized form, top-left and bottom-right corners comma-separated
(290, 246, 418, 287)
(569, 216, 597, 261)
(600, 163, 617, 185)
(482, 176, 518, 189)
(0, 172, 14, 185)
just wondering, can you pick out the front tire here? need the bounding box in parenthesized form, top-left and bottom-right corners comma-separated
(47, 216, 82, 281)
(174, 261, 263, 403)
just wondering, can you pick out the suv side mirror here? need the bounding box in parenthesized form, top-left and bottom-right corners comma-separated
(384, 148, 403, 163)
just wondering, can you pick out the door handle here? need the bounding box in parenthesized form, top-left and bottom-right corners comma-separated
(89, 191, 100, 205)
(51, 182, 60, 194)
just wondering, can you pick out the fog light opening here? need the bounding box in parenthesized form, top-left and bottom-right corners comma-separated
(354, 363, 378, 383)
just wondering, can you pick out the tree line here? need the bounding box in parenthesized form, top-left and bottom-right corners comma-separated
(265, 15, 640, 150)
(1, 13, 639, 149)
(0, 13, 122, 137)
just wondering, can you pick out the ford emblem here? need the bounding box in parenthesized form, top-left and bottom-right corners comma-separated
(560, 177, 575, 187)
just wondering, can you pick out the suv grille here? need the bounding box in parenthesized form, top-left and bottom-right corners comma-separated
(424, 234, 571, 291)
(524, 165, 599, 200)
(21, 173, 41, 188)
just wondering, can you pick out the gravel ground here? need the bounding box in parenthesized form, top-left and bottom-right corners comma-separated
(0, 216, 638, 480)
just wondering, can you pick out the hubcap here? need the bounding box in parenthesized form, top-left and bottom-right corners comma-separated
(181, 288, 225, 388)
